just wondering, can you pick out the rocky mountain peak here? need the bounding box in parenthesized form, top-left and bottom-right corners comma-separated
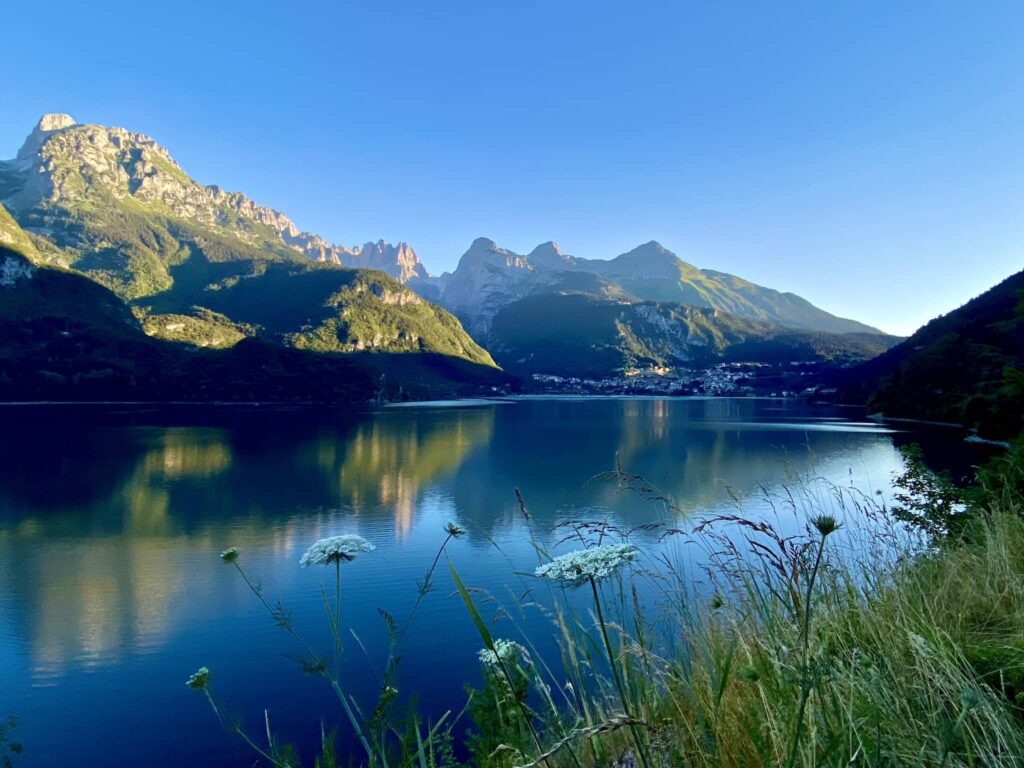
(602, 241, 683, 280)
(625, 240, 675, 259)
(527, 241, 574, 268)
(458, 237, 528, 268)
(38, 113, 78, 132)
(348, 240, 427, 282)
(468, 237, 499, 252)
(16, 113, 79, 161)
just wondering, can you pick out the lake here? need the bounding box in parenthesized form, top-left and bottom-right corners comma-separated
(0, 398, 978, 766)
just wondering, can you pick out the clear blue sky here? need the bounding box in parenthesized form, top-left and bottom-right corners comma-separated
(4, 1, 1022, 335)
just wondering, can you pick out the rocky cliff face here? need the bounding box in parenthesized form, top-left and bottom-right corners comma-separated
(431, 238, 548, 335)
(1, 114, 427, 283)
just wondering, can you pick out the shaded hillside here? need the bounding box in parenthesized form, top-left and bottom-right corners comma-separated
(837, 269, 1024, 439)
(0, 243, 507, 403)
(488, 292, 898, 377)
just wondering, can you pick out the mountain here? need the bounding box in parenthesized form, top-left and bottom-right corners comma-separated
(488, 292, 899, 378)
(0, 112, 895, 396)
(2, 114, 427, 284)
(0, 115, 492, 367)
(836, 269, 1024, 439)
(0, 212, 506, 403)
(430, 237, 884, 337)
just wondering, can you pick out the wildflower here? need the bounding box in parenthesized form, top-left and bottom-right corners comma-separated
(299, 534, 374, 566)
(445, 522, 466, 538)
(478, 639, 531, 670)
(812, 515, 840, 537)
(534, 543, 638, 588)
(220, 547, 239, 563)
(186, 666, 210, 690)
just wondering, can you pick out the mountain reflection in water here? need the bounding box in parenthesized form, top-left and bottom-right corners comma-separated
(0, 398, 975, 767)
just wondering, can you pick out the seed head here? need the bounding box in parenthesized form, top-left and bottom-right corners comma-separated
(812, 515, 840, 537)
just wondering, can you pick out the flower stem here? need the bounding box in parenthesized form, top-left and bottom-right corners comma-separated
(230, 560, 375, 765)
(785, 533, 828, 768)
(335, 559, 342, 679)
(590, 577, 649, 767)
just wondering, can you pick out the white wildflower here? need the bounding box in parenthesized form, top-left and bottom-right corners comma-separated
(478, 638, 531, 669)
(300, 534, 375, 566)
(534, 543, 638, 588)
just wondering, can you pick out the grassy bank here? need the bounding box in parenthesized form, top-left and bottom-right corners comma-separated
(190, 442, 1024, 768)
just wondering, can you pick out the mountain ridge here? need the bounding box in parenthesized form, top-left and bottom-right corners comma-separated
(1, 114, 428, 283)
(429, 237, 885, 338)
(0, 113, 896, 391)
(3, 114, 886, 339)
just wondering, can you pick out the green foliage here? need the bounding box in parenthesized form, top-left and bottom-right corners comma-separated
(973, 438, 1024, 514)
(0, 204, 40, 262)
(137, 307, 253, 348)
(846, 271, 1024, 439)
(465, 668, 533, 767)
(891, 445, 970, 539)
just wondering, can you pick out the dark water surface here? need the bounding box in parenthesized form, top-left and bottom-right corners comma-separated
(0, 398, 977, 766)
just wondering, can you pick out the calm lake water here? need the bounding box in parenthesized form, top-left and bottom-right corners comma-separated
(0, 398, 978, 766)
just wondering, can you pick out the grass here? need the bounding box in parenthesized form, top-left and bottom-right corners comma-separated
(189, 443, 1024, 768)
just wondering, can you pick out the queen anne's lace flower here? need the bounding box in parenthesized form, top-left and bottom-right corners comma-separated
(478, 639, 531, 669)
(186, 666, 210, 690)
(300, 534, 375, 566)
(534, 543, 638, 588)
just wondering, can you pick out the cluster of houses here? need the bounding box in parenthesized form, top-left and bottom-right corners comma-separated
(530, 362, 795, 396)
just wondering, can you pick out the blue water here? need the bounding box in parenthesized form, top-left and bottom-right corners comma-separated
(0, 398, 973, 766)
